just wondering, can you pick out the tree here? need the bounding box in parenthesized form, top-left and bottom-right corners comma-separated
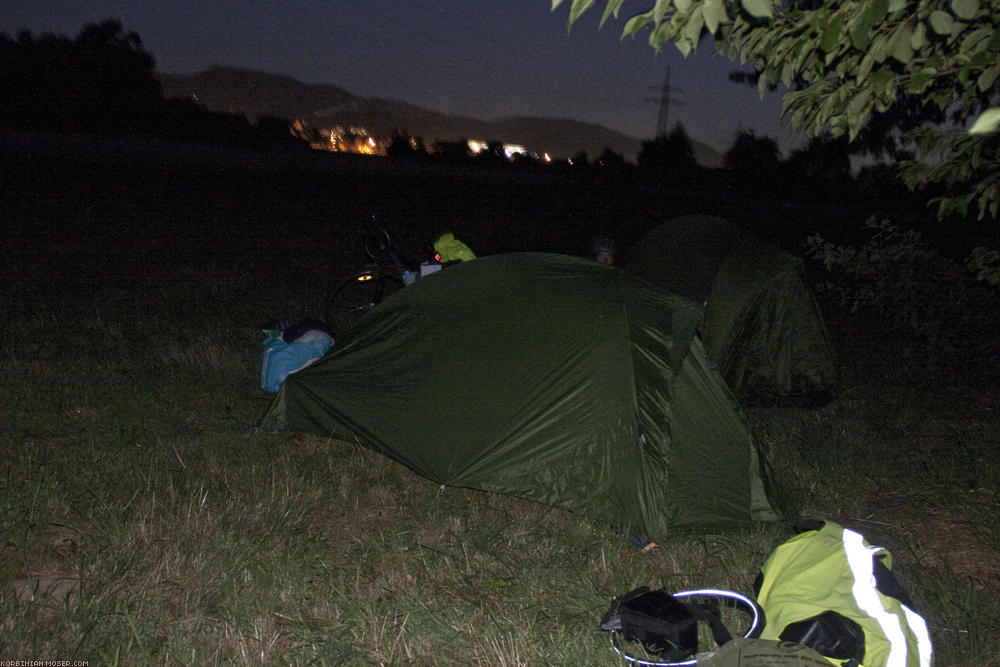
(728, 66, 939, 164)
(637, 122, 698, 184)
(477, 140, 508, 165)
(785, 133, 856, 200)
(386, 133, 428, 159)
(432, 139, 472, 162)
(722, 129, 782, 194)
(553, 0, 1000, 221)
(256, 115, 307, 148)
(595, 146, 627, 168)
(570, 150, 591, 167)
(0, 19, 162, 133)
(724, 129, 780, 172)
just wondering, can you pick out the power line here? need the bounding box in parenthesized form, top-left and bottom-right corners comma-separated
(644, 67, 686, 136)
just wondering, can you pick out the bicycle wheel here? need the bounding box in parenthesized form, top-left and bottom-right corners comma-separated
(324, 270, 403, 337)
(364, 224, 393, 259)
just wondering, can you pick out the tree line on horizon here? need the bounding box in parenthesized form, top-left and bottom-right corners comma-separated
(1, 18, 925, 208)
(0, 19, 298, 148)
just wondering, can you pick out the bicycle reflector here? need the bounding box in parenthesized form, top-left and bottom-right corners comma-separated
(434, 252, 442, 262)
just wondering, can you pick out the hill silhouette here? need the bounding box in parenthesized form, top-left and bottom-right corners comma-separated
(157, 66, 723, 166)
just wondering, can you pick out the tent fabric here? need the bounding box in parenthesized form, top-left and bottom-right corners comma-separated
(261, 252, 779, 539)
(623, 215, 839, 399)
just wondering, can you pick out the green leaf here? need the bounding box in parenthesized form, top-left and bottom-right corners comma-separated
(781, 60, 796, 87)
(910, 21, 927, 50)
(703, 0, 728, 34)
(740, 0, 773, 20)
(960, 26, 992, 55)
(989, 28, 1000, 50)
(567, 0, 598, 29)
(905, 72, 933, 94)
(675, 35, 694, 56)
(829, 115, 848, 137)
(977, 64, 1000, 92)
(673, 0, 692, 13)
(820, 14, 846, 52)
(969, 107, 1000, 134)
(929, 10, 955, 35)
(846, 88, 869, 118)
(951, 0, 979, 21)
(623, 10, 655, 38)
(970, 49, 995, 67)
(651, 17, 675, 51)
(891, 24, 914, 63)
(857, 36, 882, 80)
(758, 70, 771, 97)
(599, 0, 628, 27)
(850, 15, 873, 50)
(870, 69, 895, 92)
(682, 6, 706, 46)
(862, 0, 890, 26)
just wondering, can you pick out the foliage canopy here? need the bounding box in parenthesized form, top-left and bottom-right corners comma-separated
(0, 19, 161, 133)
(553, 0, 1000, 221)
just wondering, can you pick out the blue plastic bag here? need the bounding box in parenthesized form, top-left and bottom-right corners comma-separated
(259, 329, 333, 393)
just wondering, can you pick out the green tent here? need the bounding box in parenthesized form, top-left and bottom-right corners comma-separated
(261, 252, 778, 538)
(623, 215, 839, 400)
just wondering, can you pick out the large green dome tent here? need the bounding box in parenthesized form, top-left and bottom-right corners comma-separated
(261, 252, 778, 539)
(622, 215, 839, 402)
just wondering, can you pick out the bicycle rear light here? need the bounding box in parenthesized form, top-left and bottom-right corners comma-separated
(356, 274, 373, 282)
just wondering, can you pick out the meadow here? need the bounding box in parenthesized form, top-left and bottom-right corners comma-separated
(2, 146, 998, 665)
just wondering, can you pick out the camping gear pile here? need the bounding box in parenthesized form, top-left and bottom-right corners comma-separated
(258, 319, 334, 394)
(600, 522, 932, 666)
(599, 586, 768, 664)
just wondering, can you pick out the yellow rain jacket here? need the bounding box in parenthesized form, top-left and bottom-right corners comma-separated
(434, 233, 476, 263)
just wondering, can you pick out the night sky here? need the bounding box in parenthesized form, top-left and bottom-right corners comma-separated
(3, 0, 802, 155)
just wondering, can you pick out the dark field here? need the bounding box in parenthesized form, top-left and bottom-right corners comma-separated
(3, 135, 999, 664)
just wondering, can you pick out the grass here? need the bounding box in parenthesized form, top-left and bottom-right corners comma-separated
(3, 155, 999, 665)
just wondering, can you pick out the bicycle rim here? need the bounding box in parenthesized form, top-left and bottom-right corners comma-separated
(610, 589, 764, 666)
(364, 225, 392, 259)
(325, 270, 380, 337)
(324, 271, 403, 337)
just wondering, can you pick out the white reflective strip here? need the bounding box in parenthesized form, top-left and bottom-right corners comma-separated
(672, 589, 764, 638)
(902, 604, 934, 667)
(842, 529, 910, 667)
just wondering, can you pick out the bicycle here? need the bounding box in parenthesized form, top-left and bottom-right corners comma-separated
(324, 216, 430, 337)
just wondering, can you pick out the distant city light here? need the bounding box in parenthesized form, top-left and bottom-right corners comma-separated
(503, 144, 526, 159)
(290, 120, 555, 163)
(467, 139, 530, 160)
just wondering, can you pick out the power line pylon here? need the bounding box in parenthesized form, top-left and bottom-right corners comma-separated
(645, 68, 685, 137)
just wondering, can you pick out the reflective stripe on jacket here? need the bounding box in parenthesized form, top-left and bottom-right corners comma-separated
(756, 521, 932, 667)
